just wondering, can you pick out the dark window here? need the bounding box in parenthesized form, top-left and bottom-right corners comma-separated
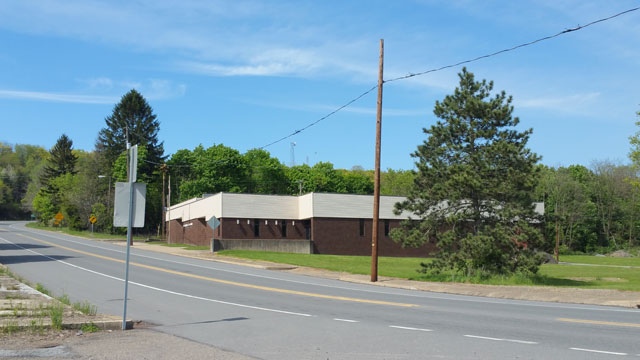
(359, 219, 365, 237)
(281, 220, 287, 237)
(384, 219, 390, 237)
(253, 219, 260, 237)
(304, 220, 311, 240)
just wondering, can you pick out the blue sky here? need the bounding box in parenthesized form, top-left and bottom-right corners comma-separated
(1, 0, 639, 170)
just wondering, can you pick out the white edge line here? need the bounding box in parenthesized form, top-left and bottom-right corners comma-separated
(389, 325, 433, 332)
(334, 318, 359, 323)
(464, 334, 537, 345)
(10, 224, 640, 314)
(570, 348, 627, 356)
(0, 237, 313, 318)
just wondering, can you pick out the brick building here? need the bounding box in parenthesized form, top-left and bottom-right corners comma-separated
(166, 192, 544, 257)
(165, 192, 435, 256)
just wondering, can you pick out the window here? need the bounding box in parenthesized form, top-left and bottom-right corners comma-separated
(253, 219, 260, 237)
(281, 220, 287, 237)
(384, 219, 390, 237)
(359, 219, 365, 237)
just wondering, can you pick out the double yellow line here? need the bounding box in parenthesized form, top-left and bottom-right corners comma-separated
(16, 232, 418, 308)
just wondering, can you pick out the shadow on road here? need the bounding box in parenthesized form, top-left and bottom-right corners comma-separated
(0, 254, 74, 265)
(0, 243, 50, 251)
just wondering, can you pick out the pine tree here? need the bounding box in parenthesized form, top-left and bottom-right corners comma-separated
(95, 89, 165, 178)
(392, 68, 543, 276)
(40, 134, 78, 185)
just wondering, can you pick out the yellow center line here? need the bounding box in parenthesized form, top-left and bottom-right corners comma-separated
(557, 318, 640, 328)
(16, 233, 418, 308)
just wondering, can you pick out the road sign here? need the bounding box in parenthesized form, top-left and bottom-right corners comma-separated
(207, 216, 221, 253)
(54, 212, 64, 222)
(207, 216, 221, 230)
(113, 182, 146, 227)
(89, 215, 97, 224)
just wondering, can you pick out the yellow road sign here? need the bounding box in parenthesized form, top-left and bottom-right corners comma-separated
(54, 212, 64, 221)
(89, 216, 97, 224)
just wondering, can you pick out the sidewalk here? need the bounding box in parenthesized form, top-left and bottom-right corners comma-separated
(119, 241, 640, 309)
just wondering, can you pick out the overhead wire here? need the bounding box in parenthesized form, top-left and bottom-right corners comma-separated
(147, 6, 640, 170)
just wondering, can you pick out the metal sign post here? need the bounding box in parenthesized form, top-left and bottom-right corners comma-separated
(122, 144, 137, 331)
(207, 216, 221, 253)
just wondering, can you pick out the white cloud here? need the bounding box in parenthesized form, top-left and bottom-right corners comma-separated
(0, 78, 187, 104)
(0, 89, 117, 104)
(516, 92, 601, 113)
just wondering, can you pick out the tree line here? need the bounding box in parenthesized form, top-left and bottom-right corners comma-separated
(1, 72, 638, 277)
(0, 90, 414, 235)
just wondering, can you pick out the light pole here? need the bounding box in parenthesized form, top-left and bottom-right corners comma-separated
(98, 175, 112, 232)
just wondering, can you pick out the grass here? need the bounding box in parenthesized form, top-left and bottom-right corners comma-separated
(35, 283, 51, 297)
(81, 322, 100, 333)
(560, 255, 640, 267)
(48, 304, 64, 330)
(146, 240, 209, 251)
(73, 301, 97, 316)
(218, 250, 640, 291)
(26, 222, 148, 241)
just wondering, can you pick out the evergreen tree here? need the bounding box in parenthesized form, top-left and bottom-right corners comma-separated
(392, 68, 543, 276)
(40, 134, 78, 185)
(95, 89, 165, 178)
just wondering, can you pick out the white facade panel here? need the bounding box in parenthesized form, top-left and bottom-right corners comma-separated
(166, 194, 222, 221)
(221, 193, 298, 219)
(310, 193, 408, 219)
(298, 193, 314, 219)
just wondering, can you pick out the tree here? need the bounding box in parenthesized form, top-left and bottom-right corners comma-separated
(40, 134, 78, 186)
(244, 149, 288, 194)
(174, 144, 248, 200)
(95, 89, 165, 179)
(392, 68, 543, 276)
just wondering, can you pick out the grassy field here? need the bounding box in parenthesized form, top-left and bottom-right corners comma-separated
(218, 250, 640, 291)
(25, 222, 148, 241)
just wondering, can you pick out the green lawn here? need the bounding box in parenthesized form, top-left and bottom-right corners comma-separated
(25, 222, 148, 241)
(218, 250, 640, 291)
(560, 255, 640, 267)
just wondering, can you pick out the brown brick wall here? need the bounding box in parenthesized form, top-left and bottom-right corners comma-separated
(311, 217, 436, 257)
(220, 218, 307, 240)
(167, 216, 435, 257)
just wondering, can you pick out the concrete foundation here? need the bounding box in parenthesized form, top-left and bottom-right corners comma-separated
(214, 239, 312, 254)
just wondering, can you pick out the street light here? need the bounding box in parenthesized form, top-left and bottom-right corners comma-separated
(98, 175, 112, 232)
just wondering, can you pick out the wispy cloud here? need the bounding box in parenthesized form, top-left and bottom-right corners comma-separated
(241, 99, 430, 118)
(516, 92, 601, 113)
(0, 78, 187, 104)
(0, 89, 117, 104)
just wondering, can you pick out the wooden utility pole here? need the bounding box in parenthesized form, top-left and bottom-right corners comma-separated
(371, 39, 384, 282)
(161, 164, 168, 240)
(555, 200, 559, 263)
(167, 174, 171, 244)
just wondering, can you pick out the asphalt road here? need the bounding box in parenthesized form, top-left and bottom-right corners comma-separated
(1, 221, 639, 359)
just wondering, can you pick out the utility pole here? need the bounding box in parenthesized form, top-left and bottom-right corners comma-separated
(371, 39, 384, 282)
(160, 164, 168, 240)
(167, 174, 171, 244)
(555, 200, 559, 263)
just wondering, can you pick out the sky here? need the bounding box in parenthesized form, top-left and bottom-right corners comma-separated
(1, 0, 639, 171)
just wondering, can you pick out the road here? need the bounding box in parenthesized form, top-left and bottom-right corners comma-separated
(1, 221, 639, 359)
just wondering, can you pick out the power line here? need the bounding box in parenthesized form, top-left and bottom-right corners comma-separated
(258, 85, 378, 149)
(385, 7, 639, 83)
(257, 6, 639, 148)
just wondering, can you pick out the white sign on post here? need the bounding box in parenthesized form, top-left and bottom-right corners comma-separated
(113, 182, 146, 227)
